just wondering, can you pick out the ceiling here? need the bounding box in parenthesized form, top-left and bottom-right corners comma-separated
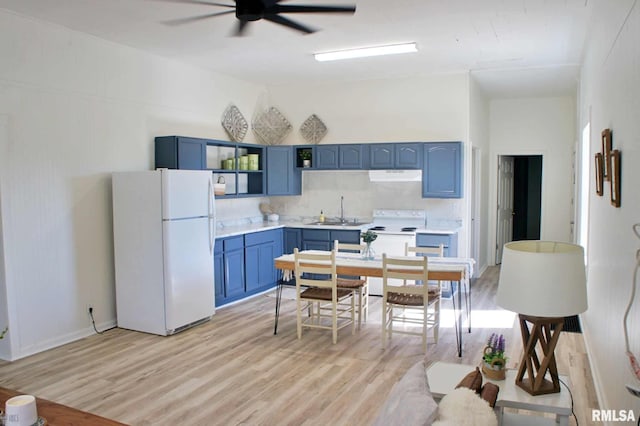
(0, 0, 593, 97)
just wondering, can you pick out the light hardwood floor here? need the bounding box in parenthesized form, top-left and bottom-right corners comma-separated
(0, 266, 599, 425)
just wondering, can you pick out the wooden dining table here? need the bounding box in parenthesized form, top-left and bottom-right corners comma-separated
(273, 251, 474, 357)
(0, 387, 127, 425)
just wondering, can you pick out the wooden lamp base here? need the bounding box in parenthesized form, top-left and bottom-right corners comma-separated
(515, 314, 564, 396)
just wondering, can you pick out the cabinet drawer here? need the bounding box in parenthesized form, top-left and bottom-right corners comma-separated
(245, 229, 279, 246)
(416, 233, 452, 248)
(331, 230, 360, 244)
(223, 235, 244, 251)
(302, 229, 331, 241)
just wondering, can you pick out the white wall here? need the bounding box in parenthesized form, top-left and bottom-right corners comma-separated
(0, 10, 262, 360)
(487, 97, 576, 264)
(579, 0, 640, 415)
(469, 76, 491, 276)
(266, 74, 472, 256)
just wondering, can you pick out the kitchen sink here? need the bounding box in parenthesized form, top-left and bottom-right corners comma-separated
(310, 221, 371, 226)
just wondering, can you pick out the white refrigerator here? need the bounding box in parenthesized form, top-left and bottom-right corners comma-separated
(112, 169, 216, 335)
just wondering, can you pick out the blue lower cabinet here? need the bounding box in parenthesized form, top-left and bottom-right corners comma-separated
(245, 229, 283, 292)
(215, 229, 283, 307)
(416, 232, 459, 297)
(284, 228, 302, 254)
(300, 228, 360, 251)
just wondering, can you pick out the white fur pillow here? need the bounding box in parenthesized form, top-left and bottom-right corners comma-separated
(432, 387, 497, 426)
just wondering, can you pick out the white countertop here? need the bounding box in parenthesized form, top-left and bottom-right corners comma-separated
(215, 220, 374, 238)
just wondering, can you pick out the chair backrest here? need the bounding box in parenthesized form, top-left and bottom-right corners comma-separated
(405, 242, 444, 257)
(334, 240, 366, 255)
(382, 254, 429, 297)
(294, 248, 337, 290)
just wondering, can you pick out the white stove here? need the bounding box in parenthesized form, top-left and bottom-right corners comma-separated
(368, 209, 427, 234)
(367, 209, 427, 295)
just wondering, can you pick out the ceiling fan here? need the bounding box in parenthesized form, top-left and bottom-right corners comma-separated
(160, 0, 356, 36)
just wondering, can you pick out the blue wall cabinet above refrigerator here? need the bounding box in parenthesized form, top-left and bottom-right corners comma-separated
(422, 142, 463, 198)
(266, 146, 301, 196)
(155, 136, 206, 170)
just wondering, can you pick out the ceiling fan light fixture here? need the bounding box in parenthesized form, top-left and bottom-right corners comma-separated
(314, 42, 418, 62)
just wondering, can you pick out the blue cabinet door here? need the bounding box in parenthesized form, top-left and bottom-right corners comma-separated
(395, 143, 422, 169)
(370, 144, 394, 169)
(284, 228, 302, 254)
(214, 240, 225, 306)
(245, 229, 283, 292)
(266, 146, 301, 195)
(315, 145, 339, 169)
(422, 142, 463, 198)
(223, 236, 246, 299)
(155, 136, 206, 170)
(339, 145, 365, 169)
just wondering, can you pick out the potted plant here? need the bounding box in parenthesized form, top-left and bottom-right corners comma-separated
(299, 150, 312, 168)
(360, 230, 378, 260)
(482, 333, 507, 380)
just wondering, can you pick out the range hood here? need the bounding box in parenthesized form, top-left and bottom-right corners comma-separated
(368, 169, 422, 182)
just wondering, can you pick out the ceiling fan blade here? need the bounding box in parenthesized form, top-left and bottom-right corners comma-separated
(162, 10, 235, 26)
(153, 0, 234, 7)
(233, 19, 250, 36)
(270, 4, 356, 14)
(263, 14, 316, 34)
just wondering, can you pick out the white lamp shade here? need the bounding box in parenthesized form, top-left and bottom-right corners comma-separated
(497, 241, 588, 317)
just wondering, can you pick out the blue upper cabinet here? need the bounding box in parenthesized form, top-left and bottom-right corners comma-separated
(395, 143, 422, 169)
(266, 146, 301, 196)
(315, 145, 339, 169)
(155, 136, 206, 170)
(422, 142, 463, 198)
(370, 143, 421, 169)
(339, 145, 366, 169)
(369, 144, 394, 169)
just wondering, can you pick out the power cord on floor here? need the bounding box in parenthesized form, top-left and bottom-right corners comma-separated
(88, 307, 105, 334)
(559, 377, 578, 426)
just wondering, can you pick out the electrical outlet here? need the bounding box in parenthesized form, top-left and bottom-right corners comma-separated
(626, 383, 640, 398)
(86, 304, 94, 317)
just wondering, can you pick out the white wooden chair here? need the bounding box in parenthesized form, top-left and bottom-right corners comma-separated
(294, 248, 355, 344)
(381, 254, 439, 352)
(404, 243, 444, 343)
(334, 240, 369, 329)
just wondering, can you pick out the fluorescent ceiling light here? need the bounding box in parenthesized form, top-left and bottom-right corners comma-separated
(314, 42, 418, 62)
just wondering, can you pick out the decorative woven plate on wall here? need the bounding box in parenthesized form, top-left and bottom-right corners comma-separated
(221, 104, 248, 142)
(300, 114, 327, 144)
(252, 106, 292, 145)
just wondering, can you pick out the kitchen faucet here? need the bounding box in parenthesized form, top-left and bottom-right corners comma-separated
(340, 195, 345, 223)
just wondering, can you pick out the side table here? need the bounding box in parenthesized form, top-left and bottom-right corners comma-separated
(426, 361, 573, 426)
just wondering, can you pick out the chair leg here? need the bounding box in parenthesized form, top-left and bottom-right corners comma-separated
(297, 296, 302, 340)
(381, 301, 387, 349)
(356, 289, 362, 330)
(332, 300, 338, 344)
(363, 284, 369, 322)
(422, 304, 428, 353)
(433, 297, 441, 343)
(351, 292, 356, 335)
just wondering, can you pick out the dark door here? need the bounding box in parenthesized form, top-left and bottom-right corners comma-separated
(512, 155, 542, 240)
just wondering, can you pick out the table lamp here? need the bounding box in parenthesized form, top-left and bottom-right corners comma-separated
(497, 241, 587, 396)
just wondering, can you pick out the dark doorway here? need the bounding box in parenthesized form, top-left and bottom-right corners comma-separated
(512, 155, 542, 240)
